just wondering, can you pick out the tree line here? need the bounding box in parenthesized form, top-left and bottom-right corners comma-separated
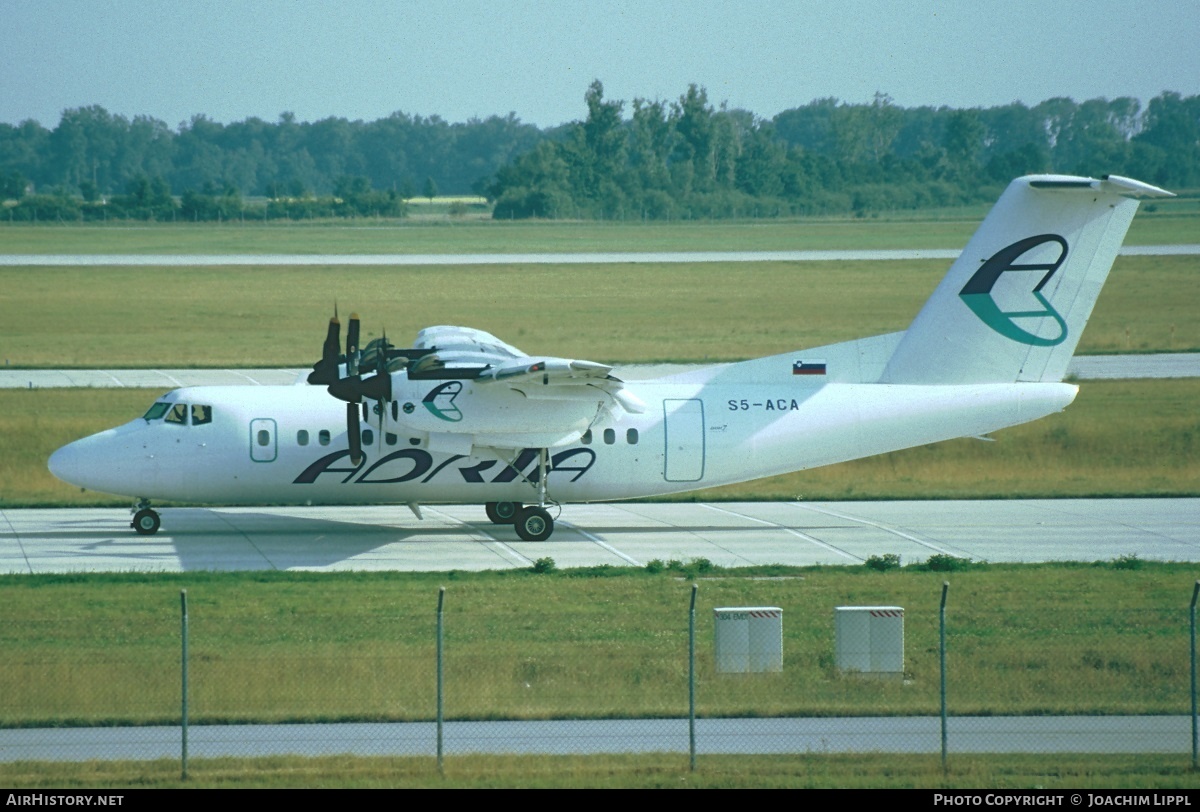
(0, 108, 542, 221)
(1, 84, 1196, 222)
(487, 83, 1199, 220)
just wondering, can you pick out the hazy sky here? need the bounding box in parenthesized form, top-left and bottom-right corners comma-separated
(4, 0, 1198, 130)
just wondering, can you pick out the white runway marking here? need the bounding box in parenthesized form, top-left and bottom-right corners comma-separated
(701, 503, 860, 562)
(556, 518, 642, 566)
(790, 502, 969, 560)
(2, 499, 1196, 574)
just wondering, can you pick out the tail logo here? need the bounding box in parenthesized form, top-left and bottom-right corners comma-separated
(959, 234, 1069, 346)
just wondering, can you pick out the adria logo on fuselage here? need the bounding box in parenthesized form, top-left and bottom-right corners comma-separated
(423, 381, 463, 421)
(959, 234, 1069, 346)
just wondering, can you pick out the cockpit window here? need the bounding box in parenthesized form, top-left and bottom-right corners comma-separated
(165, 403, 188, 425)
(143, 402, 170, 422)
(192, 405, 213, 425)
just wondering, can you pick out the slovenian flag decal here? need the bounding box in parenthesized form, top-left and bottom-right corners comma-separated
(793, 360, 827, 376)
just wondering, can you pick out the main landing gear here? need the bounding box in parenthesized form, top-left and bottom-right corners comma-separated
(132, 500, 161, 536)
(485, 501, 555, 542)
(485, 449, 557, 541)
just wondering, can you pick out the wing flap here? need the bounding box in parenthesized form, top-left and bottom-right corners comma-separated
(481, 357, 614, 383)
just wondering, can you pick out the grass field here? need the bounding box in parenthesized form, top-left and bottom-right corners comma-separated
(0, 200, 1196, 254)
(1, 255, 1197, 368)
(1, 564, 1195, 725)
(2, 207, 1197, 789)
(6, 753, 1198, 789)
(2, 564, 1199, 788)
(2, 206, 1195, 366)
(2, 378, 1197, 506)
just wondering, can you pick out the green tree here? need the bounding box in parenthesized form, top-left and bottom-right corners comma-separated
(941, 109, 986, 182)
(1133, 92, 1200, 186)
(672, 84, 715, 193)
(573, 80, 626, 201)
(0, 169, 28, 199)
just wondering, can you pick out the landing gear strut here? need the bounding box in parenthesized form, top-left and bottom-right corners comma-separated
(487, 448, 557, 541)
(512, 448, 555, 540)
(131, 500, 161, 536)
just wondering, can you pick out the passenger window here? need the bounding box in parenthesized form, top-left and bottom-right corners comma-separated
(581, 430, 592, 445)
(386, 433, 398, 446)
(297, 430, 309, 446)
(165, 404, 188, 425)
(318, 430, 331, 446)
(257, 430, 270, 446)
(143, 402, 170, 422)
(626, 428, 639, 445)
(603, 428, 616, 445)
(192, 405, 212, 425)
(362, 429, 374, 445)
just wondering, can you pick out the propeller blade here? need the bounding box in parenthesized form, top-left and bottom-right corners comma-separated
(346, 313, 361, 376)
(377, 392, 387, 453)
(378, 330, 391, 374)
(324, 312, 341, 362)
(346, 402, 362, 465)
(362, 336, 392, 372)
(307, 311, 342, 385)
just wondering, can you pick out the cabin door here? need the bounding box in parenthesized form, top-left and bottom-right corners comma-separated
(663, 399, 705, 482)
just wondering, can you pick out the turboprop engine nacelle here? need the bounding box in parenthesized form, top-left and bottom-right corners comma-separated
(387, 376, 606, 450)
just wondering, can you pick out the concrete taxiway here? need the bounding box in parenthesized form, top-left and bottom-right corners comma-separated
(4, 354, 1200, 390)
(2, 243, 1197, 267)
(2, 499, 1197, 574)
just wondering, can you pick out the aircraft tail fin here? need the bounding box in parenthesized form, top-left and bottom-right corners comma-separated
(880, 174, 1172, 385)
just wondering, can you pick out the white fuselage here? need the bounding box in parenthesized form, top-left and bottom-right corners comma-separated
(48, 366, 1077, 508)
(48, 174, 1169, 525)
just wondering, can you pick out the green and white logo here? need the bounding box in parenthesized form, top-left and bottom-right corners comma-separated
(422, 381, 464, 422)
(959, 234, 1069, 346)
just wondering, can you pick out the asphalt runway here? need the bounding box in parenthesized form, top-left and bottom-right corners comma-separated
(1, 715, 1189, 761)
(3, 499, 1197, 573)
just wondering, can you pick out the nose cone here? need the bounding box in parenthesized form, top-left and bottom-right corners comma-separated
(49, 435, 104, 490)
(48, 422, 150, 496)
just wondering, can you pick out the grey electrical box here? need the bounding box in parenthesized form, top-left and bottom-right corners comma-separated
(835, 606, 904, 676)
(713, 607, 783, 673)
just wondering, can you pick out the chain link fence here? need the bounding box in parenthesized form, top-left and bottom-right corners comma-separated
(1, 577, 1197, 775)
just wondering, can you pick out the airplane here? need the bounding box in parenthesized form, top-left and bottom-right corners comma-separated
(48, 173, 1172, 541)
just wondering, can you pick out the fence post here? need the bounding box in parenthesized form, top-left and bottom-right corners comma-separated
(437, 586, 445, 775)
(689, 583, 698, 772)
(940, 581, 949, 773)
(180, 589, 189, 781)
(1191, 581, 1198, 770)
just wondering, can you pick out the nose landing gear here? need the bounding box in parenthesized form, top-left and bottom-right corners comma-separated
(132, 500, 161, 536)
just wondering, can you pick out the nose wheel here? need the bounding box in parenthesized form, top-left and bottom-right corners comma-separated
(132, 504, 161, 536)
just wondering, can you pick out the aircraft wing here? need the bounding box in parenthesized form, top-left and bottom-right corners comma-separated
(479, 356, 646, 415)
(413, 326, 646, 414)
(480, 357, 612, 382)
